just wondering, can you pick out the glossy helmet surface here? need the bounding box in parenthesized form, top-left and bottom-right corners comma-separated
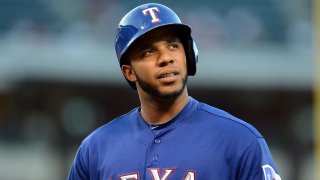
(115, 3, 198, 88)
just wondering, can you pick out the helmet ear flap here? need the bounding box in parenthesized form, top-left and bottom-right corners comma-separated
(186, 39, 198, 76)
(176, 31, 197, 76)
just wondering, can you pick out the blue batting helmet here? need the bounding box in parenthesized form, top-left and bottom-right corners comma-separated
(115, 3, 198, 89)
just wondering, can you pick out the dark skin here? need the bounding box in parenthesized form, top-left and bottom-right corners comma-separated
(121, 28, 189, 125)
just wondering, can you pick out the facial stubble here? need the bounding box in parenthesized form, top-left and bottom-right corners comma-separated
(134, 70, 188, 99)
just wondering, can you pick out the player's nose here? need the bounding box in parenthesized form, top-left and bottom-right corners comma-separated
(157, 49, 174, 67)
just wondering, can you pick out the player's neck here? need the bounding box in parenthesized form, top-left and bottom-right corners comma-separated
(138, 89, 189, 125)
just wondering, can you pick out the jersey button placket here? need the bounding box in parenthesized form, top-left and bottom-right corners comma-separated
(152, 155, 158, 162)
(154, 139, 161, 144)
(150, 137, 161, 164)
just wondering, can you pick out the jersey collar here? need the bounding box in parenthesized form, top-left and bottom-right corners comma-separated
(135, 96, 199, 133)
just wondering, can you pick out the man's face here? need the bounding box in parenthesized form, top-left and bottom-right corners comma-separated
(123, 27, 188, 99)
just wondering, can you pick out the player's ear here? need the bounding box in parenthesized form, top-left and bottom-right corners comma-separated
(121, 64, 137, 82)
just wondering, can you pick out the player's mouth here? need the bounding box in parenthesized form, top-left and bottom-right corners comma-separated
(157, 72, 179, 83)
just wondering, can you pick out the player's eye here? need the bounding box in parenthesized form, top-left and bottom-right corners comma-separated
(141, 48, 155, 57)
(168, 42, 180, 50)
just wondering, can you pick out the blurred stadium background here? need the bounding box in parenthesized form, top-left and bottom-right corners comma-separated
(0, 0, 315, 179)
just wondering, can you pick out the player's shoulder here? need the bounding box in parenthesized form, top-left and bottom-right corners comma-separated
(196, 102, 263, 138)
(81, 107, 138, 146)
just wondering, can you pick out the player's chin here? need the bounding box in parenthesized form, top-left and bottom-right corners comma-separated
(157, 84, 185, 98)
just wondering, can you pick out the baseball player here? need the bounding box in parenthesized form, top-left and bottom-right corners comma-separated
(68, 3, 281, 180)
